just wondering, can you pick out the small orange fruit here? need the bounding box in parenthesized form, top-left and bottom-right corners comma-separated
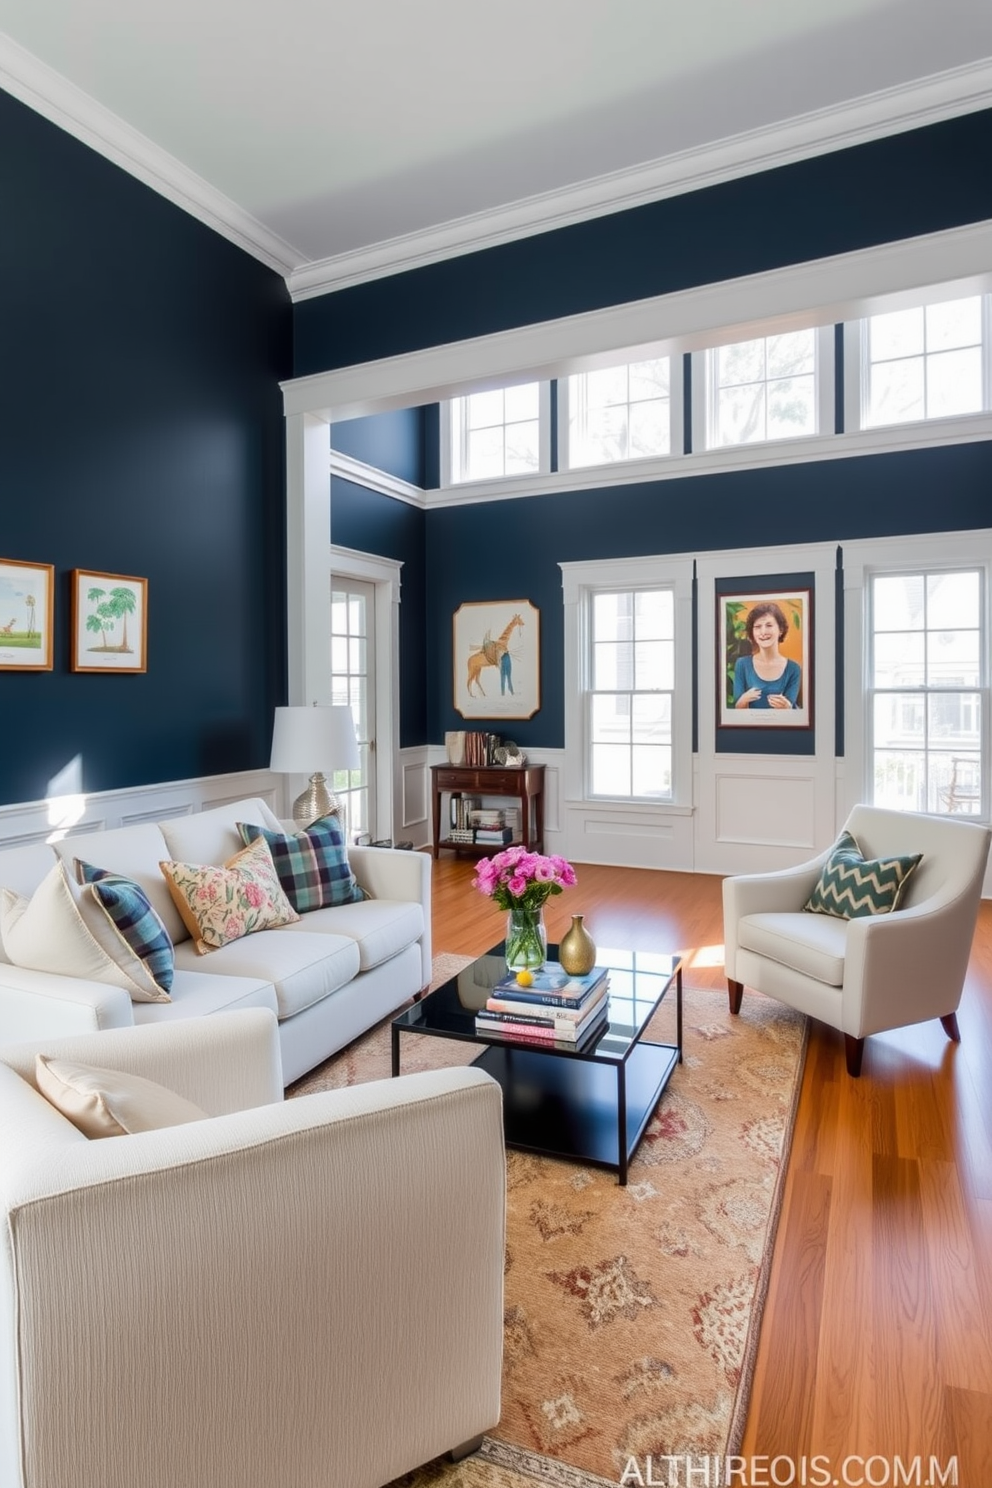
(515, 970, 534, 987)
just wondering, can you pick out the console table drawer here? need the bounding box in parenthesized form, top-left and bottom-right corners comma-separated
(435, 768, 525, 792)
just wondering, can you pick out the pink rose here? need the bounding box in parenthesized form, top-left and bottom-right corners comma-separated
(507, 874, 528, 897)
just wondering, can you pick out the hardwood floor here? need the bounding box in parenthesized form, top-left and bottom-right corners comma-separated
(431, 855, 992, 1480)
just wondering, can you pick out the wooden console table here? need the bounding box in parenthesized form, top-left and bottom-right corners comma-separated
(431, 763, 546, 859)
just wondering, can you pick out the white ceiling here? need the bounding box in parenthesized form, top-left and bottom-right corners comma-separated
(0, 0, 990, 292)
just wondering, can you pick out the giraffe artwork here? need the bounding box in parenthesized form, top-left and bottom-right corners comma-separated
(453, 599, 540, 720)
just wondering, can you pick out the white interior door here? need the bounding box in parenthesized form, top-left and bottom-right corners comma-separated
(331, 578, 376, 840)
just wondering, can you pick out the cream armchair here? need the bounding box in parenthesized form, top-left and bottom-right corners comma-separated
(0, 1010, 505, 1488)
(723, 805, 991, 1076)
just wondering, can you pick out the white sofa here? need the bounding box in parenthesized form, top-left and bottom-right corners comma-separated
(0, 1010, 505, 1488)
(0, 797, 432, 1083)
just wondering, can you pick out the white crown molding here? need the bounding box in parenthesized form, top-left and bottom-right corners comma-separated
(0, 30, 302, 276)
(288, 58, 992, 301)
(330, 449, 426, 508)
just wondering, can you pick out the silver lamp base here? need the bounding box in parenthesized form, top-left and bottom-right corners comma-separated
(291, 773, 340, 827)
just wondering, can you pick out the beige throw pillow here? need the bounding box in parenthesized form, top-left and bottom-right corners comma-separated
(35, 1055, 209, 1139)
(0, 863, 168, 1002)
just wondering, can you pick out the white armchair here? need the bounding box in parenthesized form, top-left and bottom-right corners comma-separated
(723, 805, 991, 1076)
(0, 1009, 505, 1488)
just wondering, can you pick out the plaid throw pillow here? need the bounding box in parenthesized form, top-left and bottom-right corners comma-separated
(803, 830, 922, 920)
(75, 860, 176, 992)
(237, 815, 366, 914)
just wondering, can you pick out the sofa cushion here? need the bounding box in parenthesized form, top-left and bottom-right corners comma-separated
(131, 968, 279, 1026)
(52, 822, 187, 945)
(0, 862, 170, 1003)
(738, 911, 849, 987)
(159, 797, 284, 871)
(172, 930, 360, 1019)
(160, 837, 300, 954)
(803, 829, 922, 919)
(35, 1054, 208, 1139)
(75, 861, 175, 993)
(237, 814, 365, 913)
(283, 898, 424, 972)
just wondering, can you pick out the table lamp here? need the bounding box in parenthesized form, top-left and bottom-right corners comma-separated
(270, 705, 360, 826)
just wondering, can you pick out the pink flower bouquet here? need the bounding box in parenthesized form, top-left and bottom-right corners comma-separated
(472, 845, 577, 912)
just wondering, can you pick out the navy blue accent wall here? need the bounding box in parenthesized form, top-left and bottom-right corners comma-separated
(426, 441, 992, 748)
(330, 478, 427, 746)
(331, 406, 431, 487)
(294, 110, 992, 375)
(0, 88, 291, 807)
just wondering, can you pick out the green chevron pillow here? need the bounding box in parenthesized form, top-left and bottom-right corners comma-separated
(804, 830, 922, 920)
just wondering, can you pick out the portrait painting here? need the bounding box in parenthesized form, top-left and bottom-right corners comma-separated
(453, 599, 540, 720)
(718, 586, 812, 729)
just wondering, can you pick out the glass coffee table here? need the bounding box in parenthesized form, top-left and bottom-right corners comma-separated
(391, 943, 682, 1185)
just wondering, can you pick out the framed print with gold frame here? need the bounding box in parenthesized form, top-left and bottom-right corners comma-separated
(71, 570, 148, 674)
(0, 558, 55, 671)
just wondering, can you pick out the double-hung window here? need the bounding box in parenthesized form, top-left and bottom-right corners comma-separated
(445, 382, 550, 485)
(562, 356, 675, 469)
(587, 588, 675, 801)
(868, 567, 987, 817)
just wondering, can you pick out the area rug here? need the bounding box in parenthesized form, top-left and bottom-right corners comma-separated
(288, 955, 807, 1487)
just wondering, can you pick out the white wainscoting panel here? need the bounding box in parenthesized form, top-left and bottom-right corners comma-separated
(715, 770, 819, 849)
(399, 748, 430, 845)
(0, 770, 281, 851)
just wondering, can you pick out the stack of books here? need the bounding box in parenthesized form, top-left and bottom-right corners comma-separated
(471, 808, 513, 846)
(474, 962, 609, 1045)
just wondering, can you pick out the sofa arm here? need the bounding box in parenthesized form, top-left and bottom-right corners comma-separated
(4, 1065, 504, 1488)
(0, 1007, 283, 1116)
(0, 963, 135, 1041)
(350, 844, 433, 986)
(842, 887, 983, 1037)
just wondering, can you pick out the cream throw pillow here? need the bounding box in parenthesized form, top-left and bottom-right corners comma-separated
(35, 1055, 208, 1139)
(0, 863, 168, 1002)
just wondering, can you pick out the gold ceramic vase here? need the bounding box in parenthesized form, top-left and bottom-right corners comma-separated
(558, 914, 596, 975)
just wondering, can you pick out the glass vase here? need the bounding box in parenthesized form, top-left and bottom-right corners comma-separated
(504, 906, 548, 973)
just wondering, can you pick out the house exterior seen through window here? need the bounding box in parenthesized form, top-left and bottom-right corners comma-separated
(589, 588, 675, 800)
(869, 568, 986, 817)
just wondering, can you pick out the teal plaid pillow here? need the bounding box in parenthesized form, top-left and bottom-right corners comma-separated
(237, 815, 366, 914)
(75, 861, 175, 992)
(803, 830, 922, 920)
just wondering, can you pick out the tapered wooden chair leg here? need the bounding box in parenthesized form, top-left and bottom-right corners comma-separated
(728, 979, 743, 1015)
(844, 1034, 865, 1077)
(940, 1012, 961, 1042)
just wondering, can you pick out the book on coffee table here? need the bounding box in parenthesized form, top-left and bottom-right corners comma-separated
(490, 961, 608, 1008)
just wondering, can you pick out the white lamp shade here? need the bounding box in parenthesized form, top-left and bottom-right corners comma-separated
(270, 706, 360, 774)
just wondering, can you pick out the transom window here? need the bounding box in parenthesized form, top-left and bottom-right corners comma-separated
(588, 588, 674, 800)
(863, 295, 987, 428)
(447, 382, 545, 484)
(869, 568, 986, 817)
(705, 329, 820, 447)
(564, 357, 672, 468)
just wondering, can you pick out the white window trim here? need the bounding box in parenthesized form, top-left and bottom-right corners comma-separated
(691, 324, 835, 452)
(844, 285, 992, 433)
(560, 554, 694, 814)
(440, 380, 551, 488)
(841, 528, 992, 826)
(557, 355, 685, 472)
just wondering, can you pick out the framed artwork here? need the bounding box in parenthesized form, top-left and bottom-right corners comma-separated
(453, 599, 540, 720)
(71, 570, 148, 674)
(0, 559, 55, 671)
(718, 585, 812, 729)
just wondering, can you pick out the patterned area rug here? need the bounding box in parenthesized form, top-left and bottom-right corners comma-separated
(288, 954, 807, 1488)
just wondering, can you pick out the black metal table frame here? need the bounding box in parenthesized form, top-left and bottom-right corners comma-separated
(391, 953, 683, 1185)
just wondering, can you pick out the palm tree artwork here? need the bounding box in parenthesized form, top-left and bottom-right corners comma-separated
(84, 584, 138, 653)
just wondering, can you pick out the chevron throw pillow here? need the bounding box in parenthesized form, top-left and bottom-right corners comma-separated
(803, 830, 922, 919)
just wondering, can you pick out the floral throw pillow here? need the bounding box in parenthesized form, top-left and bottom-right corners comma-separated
(159, 835, 300, 955)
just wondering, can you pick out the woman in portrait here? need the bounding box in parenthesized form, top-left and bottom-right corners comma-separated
(733, 601, 802, 710)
